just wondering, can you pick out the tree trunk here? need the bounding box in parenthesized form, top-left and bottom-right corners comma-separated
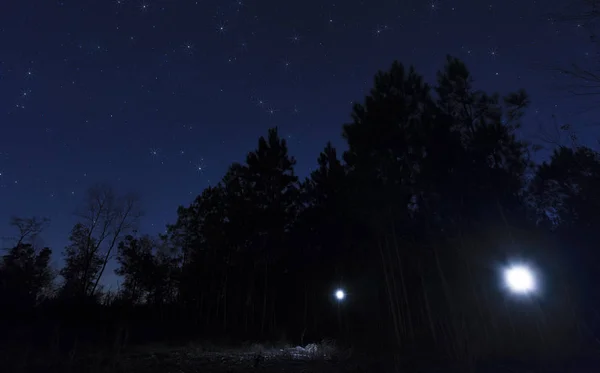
(391, 218, 413, 339)
(302, 280, 308, 345)
(91, 225, 127, 298)
(419, 259, 437, 343)
(223, 270, 228, 331)
(198, 291, 204, 327)
(379, 237, 402, 349)
(261, 262, 269, 336)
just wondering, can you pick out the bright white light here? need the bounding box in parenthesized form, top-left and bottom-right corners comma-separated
(504, 265, 536, 294)
(335, 289, 345, 300)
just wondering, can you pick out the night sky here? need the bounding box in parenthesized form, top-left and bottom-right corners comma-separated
(0, 0, 598, 288)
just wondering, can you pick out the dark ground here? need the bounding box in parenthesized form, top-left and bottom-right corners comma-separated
(3, 339, 600, 373)
(2, 341, 363, 373)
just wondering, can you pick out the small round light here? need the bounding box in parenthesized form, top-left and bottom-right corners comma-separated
(335, 289, 345, 300)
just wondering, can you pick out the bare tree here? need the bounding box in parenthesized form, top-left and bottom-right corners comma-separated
(9, 216, 50, 246)
(550, 0, 600, 96)
(68, 184, 142, 298)
(533, 115, 582, 152)
(529, 1, 600, 151)
(553, 0, 600, 25)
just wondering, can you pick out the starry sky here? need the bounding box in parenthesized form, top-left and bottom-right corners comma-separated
(0, 0, 598, 288)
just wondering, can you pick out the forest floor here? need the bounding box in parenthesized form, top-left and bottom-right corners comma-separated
(6, 340, 599, 372)
(117, 343, 360, 373)
(8, 341, 369, 373)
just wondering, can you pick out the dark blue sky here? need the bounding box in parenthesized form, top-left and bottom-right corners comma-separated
(0, 0, 597, 288)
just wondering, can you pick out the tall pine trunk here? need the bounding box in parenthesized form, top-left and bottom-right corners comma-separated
(223, 270, 228, 331)
(261, 261, 268, 336)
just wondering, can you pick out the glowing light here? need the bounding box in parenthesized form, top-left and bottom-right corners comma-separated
(504, 265, 536, 294)
(335, 289, 345, 300)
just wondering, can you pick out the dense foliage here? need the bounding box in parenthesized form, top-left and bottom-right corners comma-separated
(1, 56, 598, 364)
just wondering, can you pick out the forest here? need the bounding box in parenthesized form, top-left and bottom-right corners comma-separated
(1, 56, 599, 372)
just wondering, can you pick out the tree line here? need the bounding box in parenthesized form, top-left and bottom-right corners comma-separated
(1, 56, 599, 362)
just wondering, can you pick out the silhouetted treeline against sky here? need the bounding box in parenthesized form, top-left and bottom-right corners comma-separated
(1, 56, 599, 367)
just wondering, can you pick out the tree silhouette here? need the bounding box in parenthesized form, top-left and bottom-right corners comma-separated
(243, 127, 299, 335)
(340, 56, 561, 360)
(1, 216, 54, 310)
(0, 57, 594, 371)
(59, 184, 141, 300)
(433, 55, 531, 226)
(529, 145, 600, 322)
(116, 234, 178, 305)
(0, 243, 53, 309)
(530, 145, 600, 228)
(164, 128, 300, 336)
(60, 222, 103, 300)
(9, 216, 50, 246)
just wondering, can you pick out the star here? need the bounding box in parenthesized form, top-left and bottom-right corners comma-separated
(182, 42, 194, 55)
(216, 21, 227, 34)
(373, 25, 389, 36)
(196, 159, 207, 174)
(253, 97, 267, 107)
(289, 33, 301, 44)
